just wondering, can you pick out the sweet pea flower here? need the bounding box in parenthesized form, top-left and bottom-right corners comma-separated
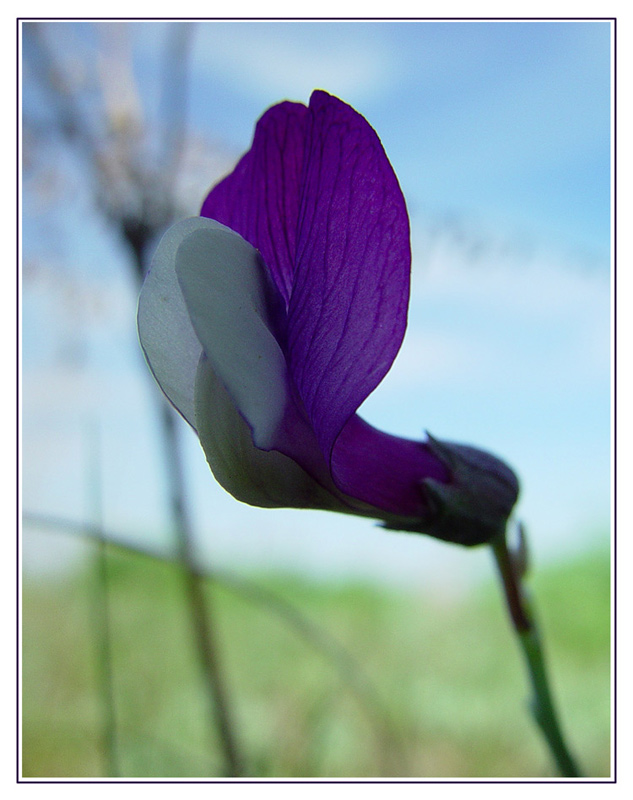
(138, 90, 518, 546)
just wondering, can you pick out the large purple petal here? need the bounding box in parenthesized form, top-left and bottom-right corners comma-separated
(201, 100, 309, 305)
(202, 91, 411, 467)
(287, 91, 411, 461)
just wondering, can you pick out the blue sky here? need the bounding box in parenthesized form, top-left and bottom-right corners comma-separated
(180, 20, 611, 256)
(22, 20, 613, 588)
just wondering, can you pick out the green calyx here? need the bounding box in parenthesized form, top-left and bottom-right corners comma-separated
(385, 433, 520, 547)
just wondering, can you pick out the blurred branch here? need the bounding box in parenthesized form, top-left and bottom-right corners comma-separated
(23, 23, 177, 266)
(23, 23, 101, 155)
(158, 22, 194, 190)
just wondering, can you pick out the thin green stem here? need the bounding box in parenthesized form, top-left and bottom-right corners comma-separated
(87, 423, 119, 777)
(491, 530, 581, 778)
(519, 625, 580, 777)
(92, 537, 119, 777)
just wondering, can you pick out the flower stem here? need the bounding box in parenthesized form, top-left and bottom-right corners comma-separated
(491, 528, 581, 777)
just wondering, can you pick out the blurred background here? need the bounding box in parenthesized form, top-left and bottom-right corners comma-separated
(20, 19, 612, 778)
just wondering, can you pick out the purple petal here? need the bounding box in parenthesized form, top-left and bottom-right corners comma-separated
(331, 416, 450, 516)
(287, 91, 411, 461)
(201, 100, 309, 305)
(202, 91, 411, 466)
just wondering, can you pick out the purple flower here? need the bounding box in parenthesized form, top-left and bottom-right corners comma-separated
(138, 90, 518, 546)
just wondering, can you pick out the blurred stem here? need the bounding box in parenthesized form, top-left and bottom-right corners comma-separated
(491, 528, 581, 778)
(211, 567, 408, 775)
(158, 403, 244, 777)
(159, 22, 194, 187)
(125, 197, 243, 773)
(92, 538, 119, 777)
(88, 423, 119, 777)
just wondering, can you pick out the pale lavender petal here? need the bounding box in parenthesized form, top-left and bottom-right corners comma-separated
(137, 218, 207, 428)
(194, 354, 354, 512)
(330, 415, 449, 516)
(201, 100, 309, 305)
(287, 91, 411, 461)
(174, 217, 289, 450)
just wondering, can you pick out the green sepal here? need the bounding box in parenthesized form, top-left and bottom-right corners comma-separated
(384, 433, 520, 547)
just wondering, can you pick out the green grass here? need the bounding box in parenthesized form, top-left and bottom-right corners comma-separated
(21, 543, 611, 779)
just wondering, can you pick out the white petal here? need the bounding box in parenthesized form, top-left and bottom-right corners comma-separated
(137, 218, 210, 427)
(175, 218, 289, 450)
(194, 355, 350, 511)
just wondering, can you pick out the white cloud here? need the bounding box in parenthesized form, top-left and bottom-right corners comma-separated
(401, 222, 611, 390)
(192, 22, 396, 105)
